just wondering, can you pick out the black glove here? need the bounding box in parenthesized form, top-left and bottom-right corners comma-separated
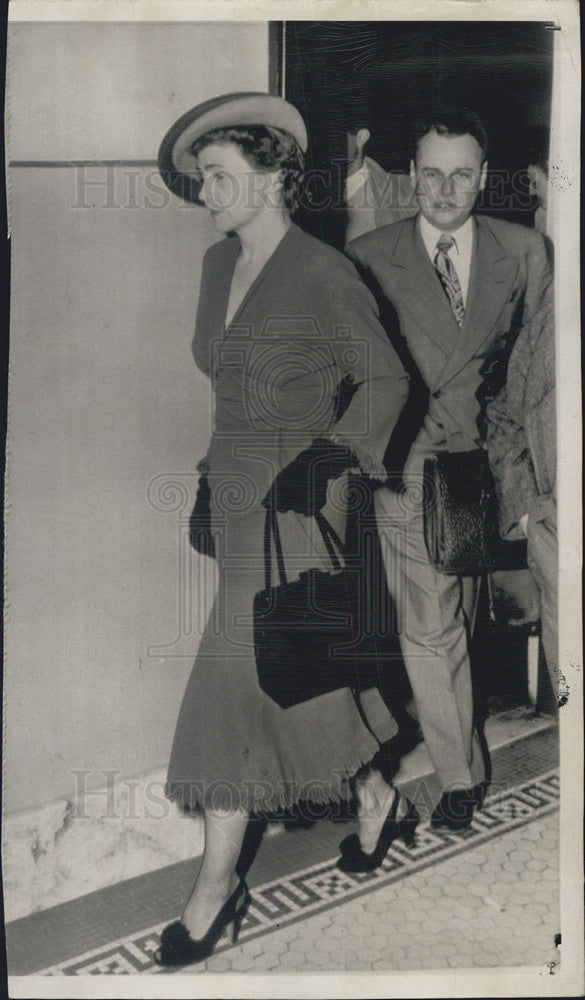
(189, 474, 215, 558)
(262, 438, 354, 516)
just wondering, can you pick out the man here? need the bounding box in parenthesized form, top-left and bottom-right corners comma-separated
(486, 299, 558, 699)
(487, 139, 554, 636)
(527, 151, 553, 238)
(346, 109, 552, 830)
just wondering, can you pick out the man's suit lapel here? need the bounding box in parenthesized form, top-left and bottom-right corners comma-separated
(437, 216, 520, 387)
(387, 216, 521, 386)
(388, 218, 461, 363)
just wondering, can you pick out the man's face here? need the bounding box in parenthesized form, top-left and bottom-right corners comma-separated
(527, 163, 548, 209)
(410, 130, 487, 232)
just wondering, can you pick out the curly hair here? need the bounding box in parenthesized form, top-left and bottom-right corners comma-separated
(190, 126, 305, 212)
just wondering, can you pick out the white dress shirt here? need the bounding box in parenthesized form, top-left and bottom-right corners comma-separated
(419, 214, 475, 308)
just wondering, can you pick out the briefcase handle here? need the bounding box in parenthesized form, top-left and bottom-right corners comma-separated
(263, 505, 345, 591)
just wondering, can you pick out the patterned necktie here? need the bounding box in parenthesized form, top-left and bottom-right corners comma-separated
(433, 234, 465, 327)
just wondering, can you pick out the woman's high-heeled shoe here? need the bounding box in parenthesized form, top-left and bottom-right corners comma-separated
(337, 790, 419, 873)
(154, 880, 250, 967)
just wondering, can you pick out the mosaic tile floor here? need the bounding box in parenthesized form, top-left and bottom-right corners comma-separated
(40, 770, 559, 975)
(6, 723, 559, 977)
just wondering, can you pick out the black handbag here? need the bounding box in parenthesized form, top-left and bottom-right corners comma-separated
(254, 505, 383, 709)
(423, 449, 527, 576)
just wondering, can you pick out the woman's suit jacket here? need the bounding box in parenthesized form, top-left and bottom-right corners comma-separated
(194, 223, 409, 496)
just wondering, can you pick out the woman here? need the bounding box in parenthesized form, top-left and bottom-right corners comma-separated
(155, 92, 418, 967)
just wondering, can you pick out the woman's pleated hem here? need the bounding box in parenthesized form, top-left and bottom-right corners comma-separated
(164, 741, 379, 815)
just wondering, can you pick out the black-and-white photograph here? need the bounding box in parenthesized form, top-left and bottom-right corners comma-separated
(2, 3, 582, 997)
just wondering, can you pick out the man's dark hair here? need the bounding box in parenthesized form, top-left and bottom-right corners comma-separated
(410, 109, 490, 164)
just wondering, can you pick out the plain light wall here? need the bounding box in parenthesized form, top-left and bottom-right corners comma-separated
(6, 21, 271, 161)
(4, 21, 270, 813)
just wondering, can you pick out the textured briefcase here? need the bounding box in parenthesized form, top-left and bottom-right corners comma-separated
(423, 449, 527, 575)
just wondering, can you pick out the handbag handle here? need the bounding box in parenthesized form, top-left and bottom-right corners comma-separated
(314, 510, 343, 571)
(264, 501, 288, 591)
(263, 505, 345, 591)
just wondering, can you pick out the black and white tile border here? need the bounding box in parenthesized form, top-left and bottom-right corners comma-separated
(37, 770, 559, 975)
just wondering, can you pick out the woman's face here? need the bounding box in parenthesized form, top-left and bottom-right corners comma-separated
(197, 142, 282, 234)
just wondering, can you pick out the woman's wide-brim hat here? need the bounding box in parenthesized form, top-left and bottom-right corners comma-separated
(158, 91, 308, 204)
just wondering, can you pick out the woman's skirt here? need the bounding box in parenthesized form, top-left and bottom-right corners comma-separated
(166, 479, 397, 815)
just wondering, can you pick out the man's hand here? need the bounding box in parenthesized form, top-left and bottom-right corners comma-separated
(518, 513, 529, 537)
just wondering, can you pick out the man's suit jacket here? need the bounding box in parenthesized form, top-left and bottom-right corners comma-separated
(345, 157, 417, 244)
(346, 214, 553, 492)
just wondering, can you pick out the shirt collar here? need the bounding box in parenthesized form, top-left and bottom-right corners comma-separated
(419, 214, 475, 259)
